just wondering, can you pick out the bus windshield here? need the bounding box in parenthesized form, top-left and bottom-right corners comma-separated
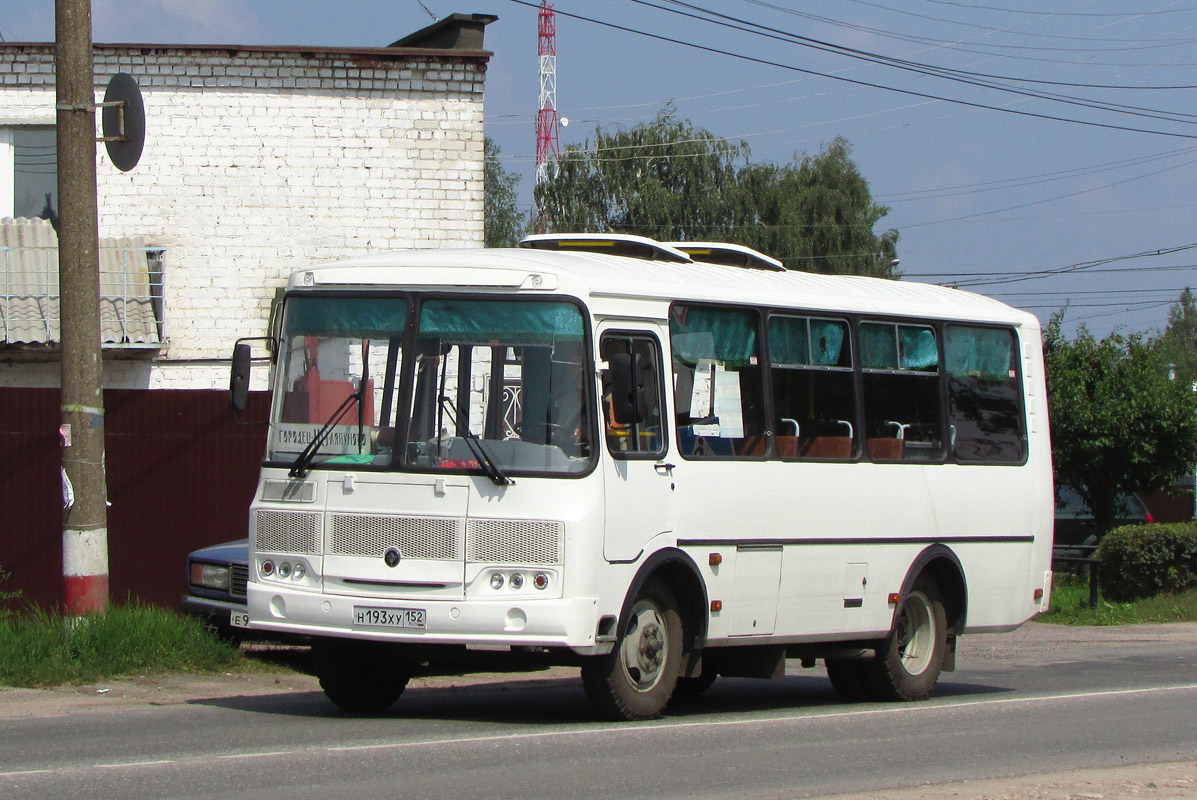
(270, 295, 408, 470)
(404, 298, 593, 476)
(268, 294, 593, 477)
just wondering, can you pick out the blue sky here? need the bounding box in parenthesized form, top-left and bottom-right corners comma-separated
(6, 0, 1196, 338)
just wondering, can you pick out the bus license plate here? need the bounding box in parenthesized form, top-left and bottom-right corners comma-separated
(353, 606, 426, 630)
(230, 611, 250, 628)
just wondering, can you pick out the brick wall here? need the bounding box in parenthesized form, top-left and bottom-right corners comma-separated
(0, 42, 488, 390)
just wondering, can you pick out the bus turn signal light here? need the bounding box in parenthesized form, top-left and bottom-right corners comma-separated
(888, 593, 901, 605)
(710, 600, 723, 612)
(709, 553, 723, 567)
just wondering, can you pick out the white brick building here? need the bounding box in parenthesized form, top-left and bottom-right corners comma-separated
(0, 14, 494, 390)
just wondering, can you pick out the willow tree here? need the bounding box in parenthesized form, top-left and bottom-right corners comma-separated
(484, 137, 526, 248)
(534, 107, 899, 277)
(534, 105, 748, 241)
(735, 139, 899, 276)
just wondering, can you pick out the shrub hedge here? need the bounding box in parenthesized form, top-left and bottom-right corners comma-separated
(1096, 523, 1197, 602)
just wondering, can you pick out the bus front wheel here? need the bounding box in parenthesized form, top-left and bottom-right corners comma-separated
(863, 576, 947, 701)
(312, 637, 412, 713)
(582, 580, 683, 720)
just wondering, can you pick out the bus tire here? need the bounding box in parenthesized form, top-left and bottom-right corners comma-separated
(863, 576, 947, 701)
(672, 664, 718, 703)
(582, 580, 683, 720)
(312, 637, 411, 713)
(825, 658, 872, 702)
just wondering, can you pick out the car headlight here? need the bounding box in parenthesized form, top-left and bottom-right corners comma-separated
(189, 562, 230, 591)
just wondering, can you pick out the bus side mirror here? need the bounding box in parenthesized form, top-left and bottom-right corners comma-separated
(606, 352, 647, 425)
(230, 342, 251, 412)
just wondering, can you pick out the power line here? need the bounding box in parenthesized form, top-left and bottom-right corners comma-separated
(505, 0, 1197, 140)
(919, 0, 1197, 18)
(652, 0, 1197, 93)
(921, 243, 1197, 288)
(631, 0, 1197, 126)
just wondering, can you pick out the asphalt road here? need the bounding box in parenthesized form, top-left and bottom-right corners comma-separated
(1, 623, 1195, 800)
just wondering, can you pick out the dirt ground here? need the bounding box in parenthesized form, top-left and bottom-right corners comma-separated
(1, 621, 1195, 799)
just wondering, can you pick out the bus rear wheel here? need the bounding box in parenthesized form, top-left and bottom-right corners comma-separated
(312, 637, 412, 713)
(582, 580, 683, 721)
(863, 576, 947, 701)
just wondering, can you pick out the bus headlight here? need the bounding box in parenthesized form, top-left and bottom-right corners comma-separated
(490, 573, 505, 590)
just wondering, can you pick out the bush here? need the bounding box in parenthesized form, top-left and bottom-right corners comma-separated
(1096, 523, 1197, 602)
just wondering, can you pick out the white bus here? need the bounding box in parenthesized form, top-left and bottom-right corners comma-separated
(229, 233, 1054, 720)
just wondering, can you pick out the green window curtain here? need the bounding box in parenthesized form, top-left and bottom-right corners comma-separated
(860, 323, 897, 369)
(767, 316, 809, 367)
(810, 319, 848, 367)
(899, 326, 938, 371)
(670, 305, 759, 366)
(285, 296, 408, 338)
(945, 325, 1014, 379)
(419, 299, 584, 345)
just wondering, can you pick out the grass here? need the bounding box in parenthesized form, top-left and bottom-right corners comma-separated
(1039, 573, 1197, 625)
(0, 603, 246, 688)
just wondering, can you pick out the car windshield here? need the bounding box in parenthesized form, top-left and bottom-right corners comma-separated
(1054, 486, 1146, 520)
(268, 294, 593, 477)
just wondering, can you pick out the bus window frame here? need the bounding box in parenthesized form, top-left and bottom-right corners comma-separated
(668, 300, 771, 462)
(942, 321, 1030, 467)
(599, 330, 670, 461)
(762, 311, 858, 462)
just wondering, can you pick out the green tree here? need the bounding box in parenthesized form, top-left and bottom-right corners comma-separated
(1044, 309, 1197, 535)
(734, 139, 899, 276)
(1155, 287, 1197, 388)
(534, 106, 898, 276)
(535, 104, 747, 240)
(484, 136, 526, 248)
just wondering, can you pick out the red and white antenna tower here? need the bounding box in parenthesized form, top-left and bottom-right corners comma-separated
(535, 1, 560, 188)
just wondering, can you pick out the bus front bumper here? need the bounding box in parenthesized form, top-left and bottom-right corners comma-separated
(240, 583, 612, 656)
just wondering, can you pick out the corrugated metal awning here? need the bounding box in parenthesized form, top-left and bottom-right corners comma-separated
(0, 217, 162, 346)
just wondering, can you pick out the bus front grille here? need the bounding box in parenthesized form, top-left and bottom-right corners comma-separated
(255, 510, 321, 554)
(466, 518, 563, 565)
(329, 514, 461, 561)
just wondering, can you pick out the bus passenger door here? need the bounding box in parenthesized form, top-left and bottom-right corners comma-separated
(599, 328, 677, 562)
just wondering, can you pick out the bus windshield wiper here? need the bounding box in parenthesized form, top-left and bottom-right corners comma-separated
(289, 388, 362, 479)
(439, 396, 513, 486)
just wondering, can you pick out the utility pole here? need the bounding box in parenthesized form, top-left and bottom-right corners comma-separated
(56, 0, 109, 615)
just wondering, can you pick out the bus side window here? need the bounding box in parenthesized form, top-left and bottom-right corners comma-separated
(669, 304, 767, 458)
(945, 325, 1025, 463)
(599, 334, 666, 457)
(766, 315, 856, 459)
(861, 322, 944, 462)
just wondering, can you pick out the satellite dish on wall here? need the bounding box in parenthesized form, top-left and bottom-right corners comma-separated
(101, 73, 145, 172)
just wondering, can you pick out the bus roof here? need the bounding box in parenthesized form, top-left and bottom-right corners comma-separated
(290, 244, 1037, 329)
